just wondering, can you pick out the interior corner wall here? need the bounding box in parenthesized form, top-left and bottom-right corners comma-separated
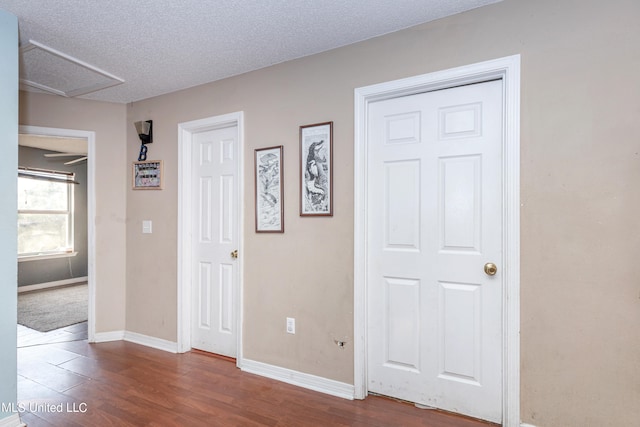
(0, 8, 18, 422)
(18, 91, 128, 334)
(123, 0, 640, 425)
(17, 146, 89, 287)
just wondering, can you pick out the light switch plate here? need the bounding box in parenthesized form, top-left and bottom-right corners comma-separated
(286, 317, 295, 334)
(142, 220, 152, 234)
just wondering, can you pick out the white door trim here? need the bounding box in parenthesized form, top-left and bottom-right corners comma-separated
(177, 111, 245, 367)
(353, 55, 521, 426)
(18, 125, 97, 343)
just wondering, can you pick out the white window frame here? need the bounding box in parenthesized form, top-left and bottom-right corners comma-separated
(17, 168, 76, 261)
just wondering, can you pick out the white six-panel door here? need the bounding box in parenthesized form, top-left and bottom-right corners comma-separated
(191, 125, 239, 357)
(367, 80, 503, 422)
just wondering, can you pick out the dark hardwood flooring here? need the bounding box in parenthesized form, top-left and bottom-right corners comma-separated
(17, 324, 496, 426)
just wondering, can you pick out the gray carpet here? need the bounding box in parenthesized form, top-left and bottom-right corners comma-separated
(18, 284, 88, 332)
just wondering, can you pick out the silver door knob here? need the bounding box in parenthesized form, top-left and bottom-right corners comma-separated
(231, 250, 238, 259)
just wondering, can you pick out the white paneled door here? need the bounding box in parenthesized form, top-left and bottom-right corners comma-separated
(191, 125, 239, 358)
(367, 80, 503, 422)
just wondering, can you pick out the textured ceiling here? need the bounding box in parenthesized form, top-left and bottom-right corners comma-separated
(1, 0, 501, 104)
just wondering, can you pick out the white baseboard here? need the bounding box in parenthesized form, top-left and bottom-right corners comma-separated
(124, 331, 178, 353)
(521, 424, 537, 427)
(18, 276, 88, 293)
(0, 414, 25, 427)
(91, 330, 177, 353)
(241, 359, 355, 400)
(92, 330, 125, 343)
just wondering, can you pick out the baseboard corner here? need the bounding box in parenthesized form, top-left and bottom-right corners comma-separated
(92, 330, 125, 343)
(123, 331, 178, 353)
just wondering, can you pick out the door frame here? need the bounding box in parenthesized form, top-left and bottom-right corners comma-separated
(353, 55, 521, 426)
(177, 111, 245, 367)
(18, 125, 97, 343)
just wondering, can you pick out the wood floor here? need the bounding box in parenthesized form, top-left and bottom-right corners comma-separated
(17, 324, 497, 427)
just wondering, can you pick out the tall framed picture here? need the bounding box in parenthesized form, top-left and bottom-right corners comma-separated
(133, 160, 163, 190)
(300, 121, 333, 216)
(255, 146, 284, 232)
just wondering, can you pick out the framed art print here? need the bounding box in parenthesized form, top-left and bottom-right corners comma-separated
(300, 121, 333, 216)
(255, 146, 284, 232)
(133, 160, 163, 190)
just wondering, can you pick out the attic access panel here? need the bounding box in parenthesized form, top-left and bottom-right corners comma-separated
(19, 40, 124, 97)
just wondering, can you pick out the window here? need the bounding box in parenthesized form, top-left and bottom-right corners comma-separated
(18, 168, 75, 258)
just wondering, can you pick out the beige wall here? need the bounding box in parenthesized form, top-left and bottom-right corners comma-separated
(19, 0, 639, 425)
(129, 1, 640, 425)
(19, 92, 128, 333)
(127, 1, 640, 425)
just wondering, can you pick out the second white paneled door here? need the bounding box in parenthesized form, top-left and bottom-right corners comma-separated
(191, 124, 239, 358)
(367, 80, 503, 423)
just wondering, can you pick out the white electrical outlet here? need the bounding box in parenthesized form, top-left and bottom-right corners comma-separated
(286, 317, 295, 334)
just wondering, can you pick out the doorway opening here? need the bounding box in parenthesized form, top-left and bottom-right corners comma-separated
(17, 125, 96, 344)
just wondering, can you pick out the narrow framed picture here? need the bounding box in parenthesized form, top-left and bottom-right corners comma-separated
(133, 160, 163, 190)
(300, 121, 333, 216)
(255, 146, 284, 232)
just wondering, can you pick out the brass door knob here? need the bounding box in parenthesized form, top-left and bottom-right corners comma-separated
(484, 263, 497, 276)
(231, 250, 238, 259)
